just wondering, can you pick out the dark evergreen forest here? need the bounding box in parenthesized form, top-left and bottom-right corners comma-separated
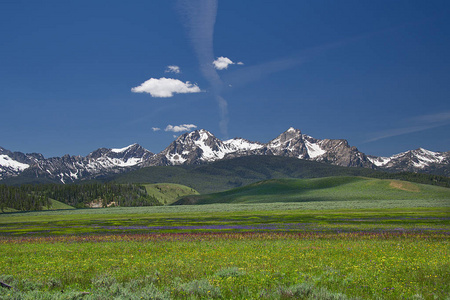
(0, 183, 161, 212)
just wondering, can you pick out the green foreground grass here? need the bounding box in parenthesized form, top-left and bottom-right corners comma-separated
(0, 232, 448, 299)
(0, 200, 449, 299)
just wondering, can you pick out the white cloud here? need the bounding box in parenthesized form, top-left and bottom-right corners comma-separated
(237, 61, 244, 65)
(152, 127, 161, 131)
(213, 56, 235, 70)
(165, 124, 197, 132)
(131, 77, 201, 98)
(165, 65, 181, 74)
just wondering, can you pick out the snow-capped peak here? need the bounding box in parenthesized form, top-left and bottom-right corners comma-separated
(367, 147, 446, 169)
(1, 127, 449, 183)
(268, 127, 302, 148)
(110, 143, 139, 153)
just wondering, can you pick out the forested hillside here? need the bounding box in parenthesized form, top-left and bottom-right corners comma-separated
(0, 183, 161, 212)
(0, 185, 50, 212)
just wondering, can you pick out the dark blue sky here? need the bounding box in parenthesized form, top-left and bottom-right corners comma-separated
(1, 0, 449, 157)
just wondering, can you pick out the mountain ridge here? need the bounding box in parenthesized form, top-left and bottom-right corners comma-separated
(1, 128, 449, 183)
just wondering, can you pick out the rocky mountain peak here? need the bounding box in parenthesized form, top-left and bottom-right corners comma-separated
(1, 127, 449, 183)
(268, 128, 302, 147)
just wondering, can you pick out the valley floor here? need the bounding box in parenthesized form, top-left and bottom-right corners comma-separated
(0, 203, 449, 299)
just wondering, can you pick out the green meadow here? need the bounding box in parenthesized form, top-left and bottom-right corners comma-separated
(174, 177, 450, 204)
(143, 183, 199, 205)
(1, 232, 448, 300)
(0, 176, 449, 299)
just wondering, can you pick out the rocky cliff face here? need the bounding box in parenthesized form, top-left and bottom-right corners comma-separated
(145, 128, 384, 170)
(368, 148, 450, 176)
(0, 147, 43, 178)
(1, 128, 448, 183)
(1, 144, 154, 183)
(145, 129, 265, 166)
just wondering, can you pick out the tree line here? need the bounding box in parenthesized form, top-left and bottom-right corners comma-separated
(368, 172, 450, 188)
(0, 185, 50, 212)
(0, 183, 161, 212)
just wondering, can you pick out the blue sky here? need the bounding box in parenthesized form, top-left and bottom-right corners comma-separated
(1, 0, 449, 158)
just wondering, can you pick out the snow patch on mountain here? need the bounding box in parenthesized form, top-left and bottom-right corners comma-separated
(167, 153, 187, 164)
(304, 140, 326, 159)
(91, 157, 145, 169)
(367, 156, 392, 167)
(415, 148, 445, 163)
(110, 144, 137, 153)
(0, 155, 29, 171)
(223, 138, 264, 151)
(193, 131, 227, 161)
(368, 148, 446, 169)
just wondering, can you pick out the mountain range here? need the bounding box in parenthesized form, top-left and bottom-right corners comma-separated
(1, 127, 449, 184)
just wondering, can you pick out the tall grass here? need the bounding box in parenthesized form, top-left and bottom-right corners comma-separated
(0, 232, 448, 299)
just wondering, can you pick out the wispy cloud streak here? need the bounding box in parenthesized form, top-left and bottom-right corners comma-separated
(223, 56, 308, 88)
(365, 111, 450, 143)
(222, 21, 417, 89)
(177, 0, 229, 136)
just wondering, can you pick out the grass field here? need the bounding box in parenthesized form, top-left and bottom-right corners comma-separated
(0, 200, 449, 299)
(0, 175, 449, 299)
(1, 200, 449, 236)
(46, 199, 74, 210)
(0, 231, 448, 299)
(143, 183, 198, 205)
(174, 177, 450, 205)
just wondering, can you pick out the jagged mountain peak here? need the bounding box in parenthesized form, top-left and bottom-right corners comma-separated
(269, 127, 302, 144)
(178, 129, 217, 142)
(110, 143, 140, 153)
(158, 129, 227, 165)
(286, 127, 301, 133)
(1, 127, 449, 183)
(267, 128, 304, 154)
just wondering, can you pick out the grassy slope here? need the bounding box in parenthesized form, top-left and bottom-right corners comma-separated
(1, 199, 74, 213)
(46, 199, 75, 210)
(112, 156, 450, 193)
(143, 183, 199, 205)
(113, 156, 385, 193)
(174, 176, 450, 205)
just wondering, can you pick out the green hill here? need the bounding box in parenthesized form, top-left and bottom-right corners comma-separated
(173, 176, 450, 205)
(46, 199, 75, 210)
(143, 183, 199, 205)
(113, 156, 382, 193)
(112, 156, 450, 193)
